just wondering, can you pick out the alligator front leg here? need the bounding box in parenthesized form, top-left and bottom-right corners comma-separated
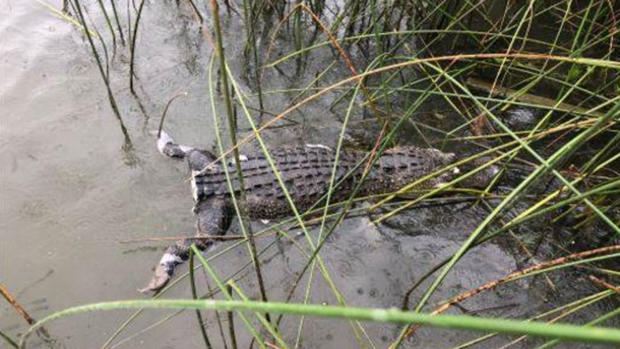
(140, 198, 232, 293)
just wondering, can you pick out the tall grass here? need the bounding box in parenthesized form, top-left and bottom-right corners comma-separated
(19, 0, 620, 348)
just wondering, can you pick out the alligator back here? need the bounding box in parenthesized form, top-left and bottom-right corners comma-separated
(191, 145, 455, 218)
(193, 146, 359, 199)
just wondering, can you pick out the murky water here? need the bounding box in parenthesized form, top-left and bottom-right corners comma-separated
(1, 1, 615, 348)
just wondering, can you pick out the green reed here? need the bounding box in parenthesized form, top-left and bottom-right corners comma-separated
(22, 1, 620, 348)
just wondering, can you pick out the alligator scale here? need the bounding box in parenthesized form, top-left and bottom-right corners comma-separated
(141, 131, 468, 292)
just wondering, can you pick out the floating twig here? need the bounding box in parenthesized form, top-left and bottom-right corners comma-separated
(117, 233, 255, 244)
(1, 284, 36, 325)
(0, 284, 53, 342)
(588, 275, 620, 293)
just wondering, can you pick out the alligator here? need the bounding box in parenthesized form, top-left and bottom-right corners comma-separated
(140, 131, 494, 292)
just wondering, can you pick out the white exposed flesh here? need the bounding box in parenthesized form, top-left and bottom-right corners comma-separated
(305, 143, 332, 151)
(157, 131, 174, 154)
(228, 154, 249, 166)
(159, 253, 182, 266)
(179, 145, 194, 153)
(191, 176, 199, 202)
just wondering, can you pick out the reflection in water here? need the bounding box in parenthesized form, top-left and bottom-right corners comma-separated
(72, 0, 134, 158)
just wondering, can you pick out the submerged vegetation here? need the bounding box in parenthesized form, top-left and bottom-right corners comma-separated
(5, 0, 619, 348)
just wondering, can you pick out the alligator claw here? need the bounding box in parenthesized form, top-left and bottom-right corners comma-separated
(138, 264, 171, 293)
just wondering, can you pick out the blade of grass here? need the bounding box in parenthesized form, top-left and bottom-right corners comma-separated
(226, 281, 288, 349)
(225, 63, 375, 348)
(192, 245, 267, 348)
(391, 64, 619, 348)
(129, 0, 145, 94)
(0, 330, 18, 349)
(189, 250, 213, 349)
(452, 289, 615, 349)
(534, 307, 620, 349)
(20, 299, 620, 348)
(209, 0, 271, 322)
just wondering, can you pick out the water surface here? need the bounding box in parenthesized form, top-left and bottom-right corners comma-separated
(0, 2, 612, 348)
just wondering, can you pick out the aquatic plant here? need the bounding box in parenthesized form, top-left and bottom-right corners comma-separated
(8, 1, 618, 348)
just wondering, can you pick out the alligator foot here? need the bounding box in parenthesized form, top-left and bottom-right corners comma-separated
(138, 265, 171, 293)
(138, 252, 182, 293)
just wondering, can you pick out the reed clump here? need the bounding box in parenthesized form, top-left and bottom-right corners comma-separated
(11, 1, 618, 349)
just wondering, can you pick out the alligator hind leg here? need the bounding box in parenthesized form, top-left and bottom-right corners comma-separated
(187, 148, 217, 172)
(140, 198, 232, 293)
